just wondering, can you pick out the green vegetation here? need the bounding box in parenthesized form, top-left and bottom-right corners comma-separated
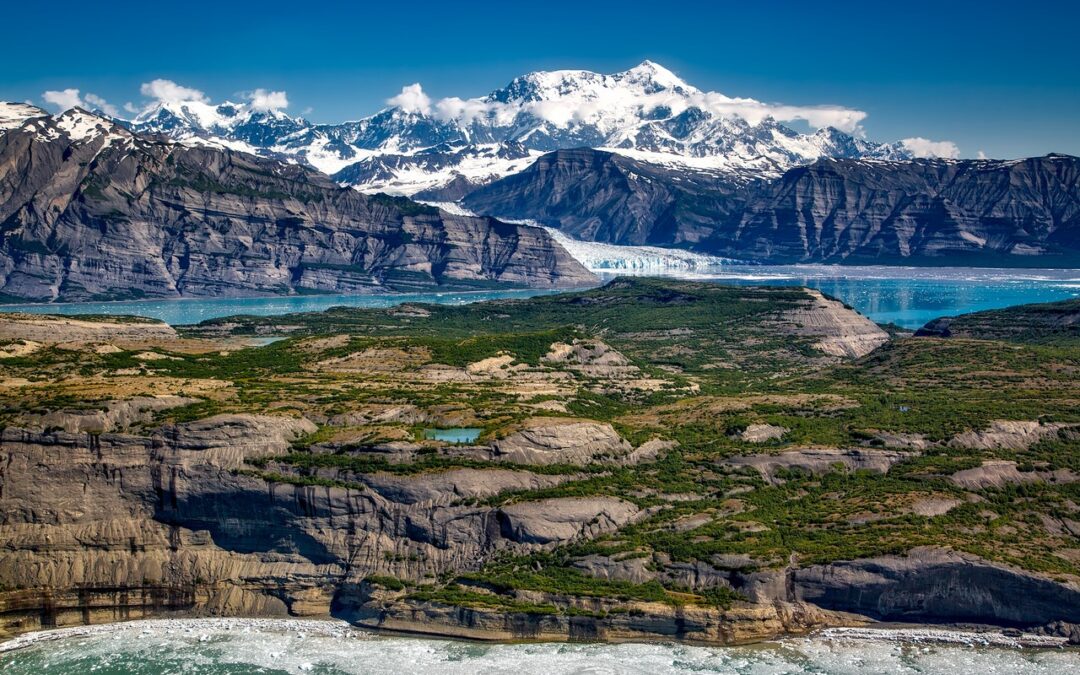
(3, 278, 1079, 619)
(368, 193, 441, 216)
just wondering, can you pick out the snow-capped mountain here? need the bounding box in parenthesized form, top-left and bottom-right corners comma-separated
(0, 102, 49, 130)
(122, 61, 913, 195)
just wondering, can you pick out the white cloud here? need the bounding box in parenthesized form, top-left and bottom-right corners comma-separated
(693, 92, 868, 134)
(42, 89, 118, 116)
(417, 74, 870, 135)
(977, 150, 988, 160)
(123, 102, 140, 114)
(435, 96, 494, 123)
(901, 137, 961, 159)
(42, 88, 84, 111)
(83, 93, 119, 117)
(140, 79, 208, 103)
(246, 88, 289, 111)
(387, 83, 431, 114)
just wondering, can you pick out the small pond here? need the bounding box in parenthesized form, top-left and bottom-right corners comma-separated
(423, 428, 482, 444)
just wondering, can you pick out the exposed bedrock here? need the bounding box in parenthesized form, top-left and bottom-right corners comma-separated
(787, 547, 1080, 627)
(340, 589, 851, 645)
(720, 448, 913, 485)
(4, 404, 1079, 641)
(0, 109, 595, 302)
(0, 412, 646, 638)
(492, 418, 632, 465)
(565, 547, 1080, 636)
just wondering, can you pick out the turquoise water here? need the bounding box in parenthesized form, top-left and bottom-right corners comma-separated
(1, 266, 1077, 329)
(0, 288, 563, 327)
(614, 265, 1080, 329)
(423, 428, 483, 444)
(717, 270, 1080, 328)
(0, 619, 1076, 674)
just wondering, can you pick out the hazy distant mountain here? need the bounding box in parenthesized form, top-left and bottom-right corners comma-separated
(122, 62, 912, 196)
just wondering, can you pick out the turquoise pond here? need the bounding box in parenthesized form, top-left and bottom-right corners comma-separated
(422, 428, 483, 444)
(1, 266, 1077, 329)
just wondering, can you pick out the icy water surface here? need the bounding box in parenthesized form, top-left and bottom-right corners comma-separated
(0, 619, 1075, 675)
(1, 266, 1077, 329)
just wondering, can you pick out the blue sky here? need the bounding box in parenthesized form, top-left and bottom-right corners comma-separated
(3, 0, 1077, 158)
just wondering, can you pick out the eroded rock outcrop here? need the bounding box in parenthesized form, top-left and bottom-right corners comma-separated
(492, 418, 632, 465)
(790, 547, 1080, 626)
(722, 448, 912, 485)
(780, 290, 889, 358)
(0, 409, 641, 638)
(0, 313, 177, 343)
(949, 420, 1073, 451)
(498, 497, 641, 545)
(736, 424, 788, 443)
(948, 460, 1077, 490)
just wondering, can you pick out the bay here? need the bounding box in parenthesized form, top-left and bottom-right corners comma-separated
(0, 266, 1077, 329)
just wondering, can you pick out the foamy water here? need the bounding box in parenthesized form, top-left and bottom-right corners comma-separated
(0, 619, 1075, 674)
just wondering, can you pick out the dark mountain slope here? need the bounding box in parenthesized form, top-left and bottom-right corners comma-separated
(0, 107, 594, 302)
(708, 155, 1080, 264)
(461, 148, 745, 247)
(461, 150, 1080, 265)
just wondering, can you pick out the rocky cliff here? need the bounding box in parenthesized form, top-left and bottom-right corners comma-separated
(12, 410, 1072, 643)
(0, 412, 648, 637)
(712, 155, 1080, 264)
(461, 148, 744, 247)
(461, 150, 1080, 265)
(0, 106, 594, 302)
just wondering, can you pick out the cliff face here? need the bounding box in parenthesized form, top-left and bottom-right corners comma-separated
(461, 149, 1080, 265)
(711, 155, 1080, 264)
(0, 108, 594, 302)
(14, 411, 1069, 643)
(461, 148, 744, 247)
(790, 548, 1080, 626)
(0, 412, 644, 637)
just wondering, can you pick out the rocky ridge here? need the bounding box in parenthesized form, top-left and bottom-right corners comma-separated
(0, 105, 594, 302)
(462, 149, 1080, 264)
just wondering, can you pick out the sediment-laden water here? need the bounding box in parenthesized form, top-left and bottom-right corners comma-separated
(0, 619, 1075, 674)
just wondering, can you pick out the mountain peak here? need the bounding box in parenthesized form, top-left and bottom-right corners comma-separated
(123, 63, 914, 194)
(618, 60, 689, 90)
(0, 101, 49, 131)
(54, 107, 129, 142)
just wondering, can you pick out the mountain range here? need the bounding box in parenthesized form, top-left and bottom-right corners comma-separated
(463, 148, 1080, 264)
(122, 62, 914, 196)
(0, 60, 1077, 302)
(0, 104, 592, 302)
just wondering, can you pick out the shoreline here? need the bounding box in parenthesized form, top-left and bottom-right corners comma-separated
(0, 615, 1072, 655)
